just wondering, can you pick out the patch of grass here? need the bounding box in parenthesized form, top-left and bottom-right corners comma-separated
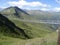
(10, 19, 57, 38)
(0, 15, 58, 45)
(0, 32, 57, 45)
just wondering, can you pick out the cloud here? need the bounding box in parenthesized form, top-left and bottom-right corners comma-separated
(7, 0, 60, 12)
(52, 7, 60, 12)
(37, 7, 60, 12)
(8, 0, 51, 9)
(40, 8, 50, 11)
(42, 7, 60, 12)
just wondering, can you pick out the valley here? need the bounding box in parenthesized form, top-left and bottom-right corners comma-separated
(0, 6, 59, 45)
(8, 17, 60, 24)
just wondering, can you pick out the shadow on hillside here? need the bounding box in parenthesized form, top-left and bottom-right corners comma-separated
(0, 14, 31, 39)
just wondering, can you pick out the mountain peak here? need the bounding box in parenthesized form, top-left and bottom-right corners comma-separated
(0, 6, 30, 19)
(7, 6, 19, 9)
(6, 6, 29, 15)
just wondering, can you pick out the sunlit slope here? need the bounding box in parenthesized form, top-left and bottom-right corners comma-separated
(0, 31, 57, 45)
(0, 6, 31, 19)
(0, 14, 31, 39)
(9, 18, 58, 38)
(0, 16, 58, 45)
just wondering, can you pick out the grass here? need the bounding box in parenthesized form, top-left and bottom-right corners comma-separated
(0, 32, 58, 45)
(10, 19, 55, 38)
(0, 7, 58, 45)
(0, 17, 58, 45)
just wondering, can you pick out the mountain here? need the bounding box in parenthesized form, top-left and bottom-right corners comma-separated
(0, 7, 59, 38)
(0, 6, 30, 19)
(27, 10, 60, 20)
(0, 13, 31, 39)
(0, 13, 58, 39)
(0, 8, 58, 45)
(0, 8, 3, 11)
(1, 6, 60, 20)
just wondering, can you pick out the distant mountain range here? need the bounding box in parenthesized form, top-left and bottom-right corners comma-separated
(27, 10, 60, 20)
(0, 8, 3, 11)
(0, 6, 60, 20)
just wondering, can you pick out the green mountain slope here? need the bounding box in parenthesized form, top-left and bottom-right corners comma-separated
(9, 18, 59, 38)
(0, 7, 59, 38)
(0, 13, 58, 39)
(0, 14, 31, 39)
(0, 7, 59, 45)
(0, 7, 58, 38)
(0, 29, 57, 45)
(0, 6, 30, 19)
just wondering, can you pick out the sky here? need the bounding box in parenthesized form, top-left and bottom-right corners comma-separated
(0, 0, 60, 11)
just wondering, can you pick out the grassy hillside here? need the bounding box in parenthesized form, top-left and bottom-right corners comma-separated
(9, 18, 58, 38)
(0, 13, 58, 38)
(0, 14, 58, 45)
(0, 7, 59, 45)
(0, 32, 57, 45)
(0, 14, 31, 39)
(0, 6, 31, 19)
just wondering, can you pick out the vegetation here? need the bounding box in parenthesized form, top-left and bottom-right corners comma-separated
(0, 6, 30, 19)
(0, 32, 57, 45)
(10, 19, 58, 38)
(0, 14, 31, 39)
(0, 6, 58, 45)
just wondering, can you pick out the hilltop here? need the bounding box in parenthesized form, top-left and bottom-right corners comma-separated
(0, 6, 30, 19)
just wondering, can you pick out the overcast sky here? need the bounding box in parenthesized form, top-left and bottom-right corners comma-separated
(0, 0, 60, 11)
